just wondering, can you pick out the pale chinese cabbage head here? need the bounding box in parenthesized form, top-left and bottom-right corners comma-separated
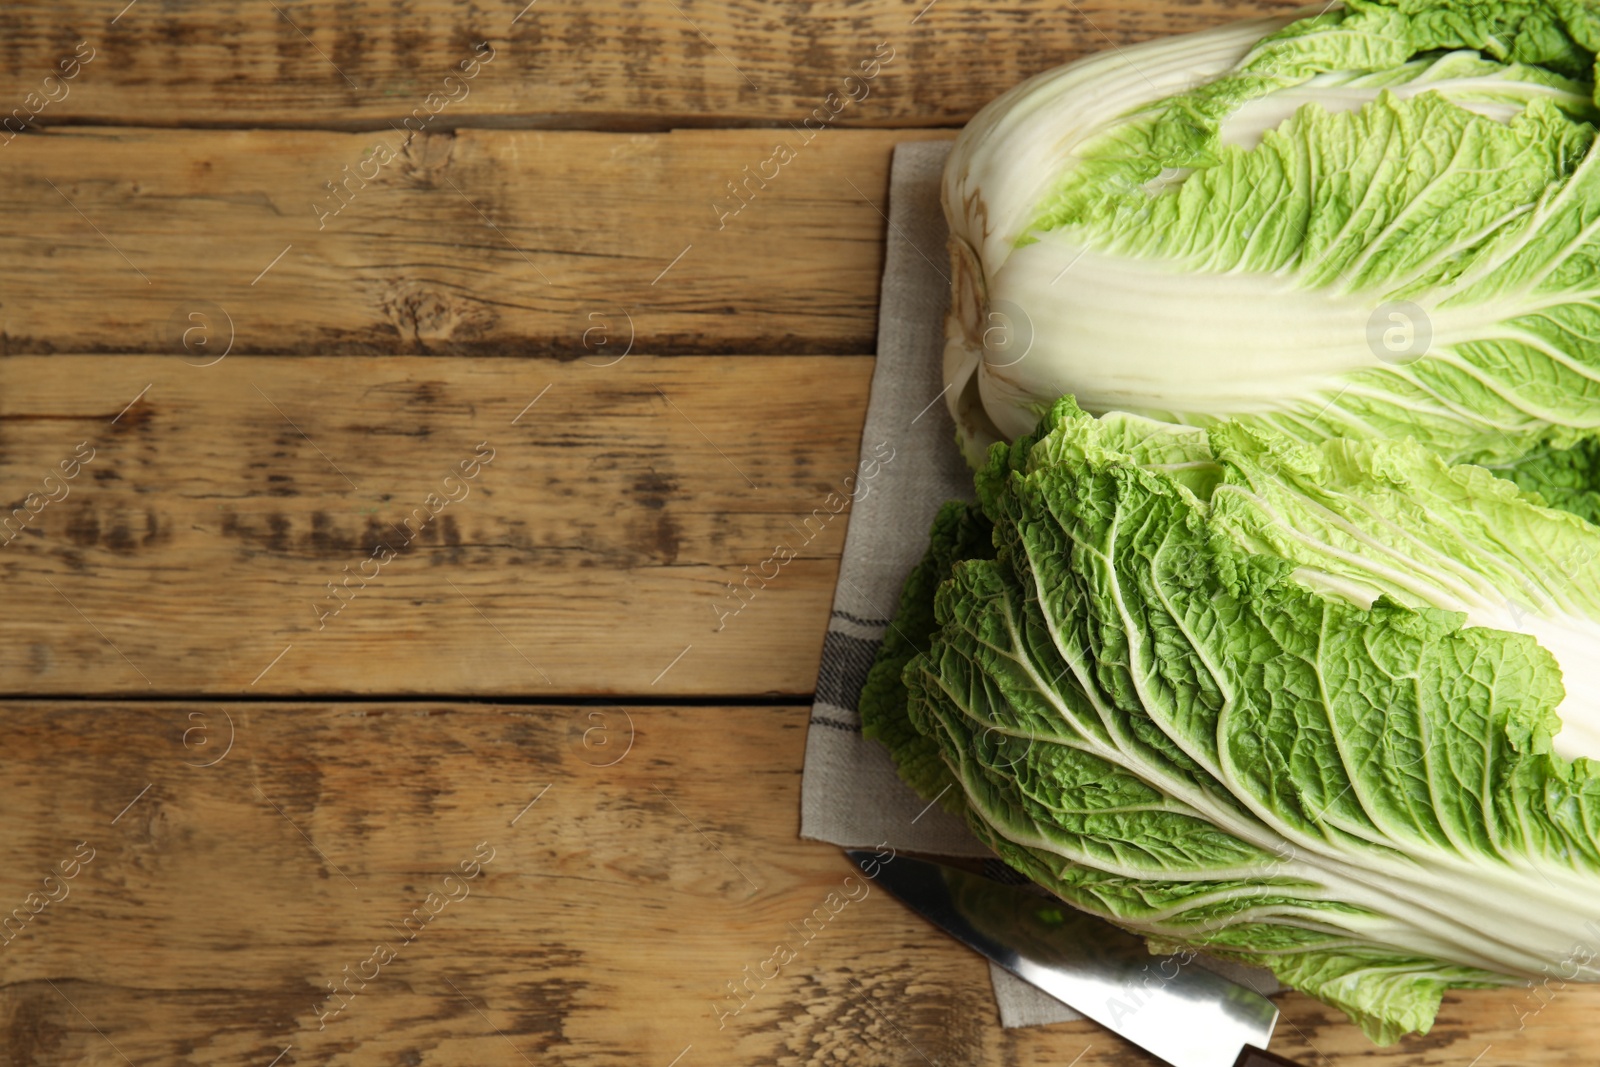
(943, 0, 1600, 470)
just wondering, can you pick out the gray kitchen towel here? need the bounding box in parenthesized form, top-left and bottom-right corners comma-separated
(797, 140, 986, 860)
(796, 138, 1083, 1026)
(798, 139, 1280, 1029)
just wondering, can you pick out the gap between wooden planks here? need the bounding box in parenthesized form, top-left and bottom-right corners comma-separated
(0, 700, 1587, 1067)
(0, 353, 888, 698)
(4, 0, 1308, 130)
(0, 700, 1588, 1067)
(0, 127, 951, 357)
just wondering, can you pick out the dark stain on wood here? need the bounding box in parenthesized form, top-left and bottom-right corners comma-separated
(629, 510, 681, 564)
(632, 469, 676, 509)
(504, 949, 589, 1052)
(105, 517, 137, 553)
(64, 507, 99, 546)
(1, 986, 67, 1066)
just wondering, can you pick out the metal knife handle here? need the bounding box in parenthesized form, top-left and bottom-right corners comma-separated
(1234, 1045, 1307, 1067)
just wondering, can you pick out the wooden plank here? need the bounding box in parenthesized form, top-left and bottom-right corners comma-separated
(0, 353, 893, 697)
(0, 701, 1589, 1066)
(0, 127, 950, 357)
(8, 0, 1307, 131)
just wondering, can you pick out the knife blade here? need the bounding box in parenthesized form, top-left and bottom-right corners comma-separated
(846, 850, 1301, 1067)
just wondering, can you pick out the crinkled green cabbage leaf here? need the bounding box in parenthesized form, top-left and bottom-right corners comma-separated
(863, 399, 1600, 1043)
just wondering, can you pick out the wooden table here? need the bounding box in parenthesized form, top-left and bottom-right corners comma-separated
(0, 2, 1591, 1064)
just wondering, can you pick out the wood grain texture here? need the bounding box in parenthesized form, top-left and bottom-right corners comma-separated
(0, 702, 1589, 1067)
(6, 0, 1305, 130)
(0, 353, 888, 697)
(8, 3, 1591, 1063)
(0, 127, 949, 357)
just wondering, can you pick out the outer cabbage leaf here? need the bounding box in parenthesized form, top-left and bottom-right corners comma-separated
(1495, 436, 1600, 521)
(872, 399, 1600, 1043)
(860, 498, 992, 806)
(1202, 420, 1600, 759)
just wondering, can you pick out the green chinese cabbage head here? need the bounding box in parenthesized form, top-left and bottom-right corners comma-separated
(864, 397, 1600, 1043)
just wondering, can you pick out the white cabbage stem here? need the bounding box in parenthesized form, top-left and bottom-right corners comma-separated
(942, 17, 1296, 461)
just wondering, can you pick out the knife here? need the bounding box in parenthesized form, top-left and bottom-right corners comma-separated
(846, 850, 1304, 1067)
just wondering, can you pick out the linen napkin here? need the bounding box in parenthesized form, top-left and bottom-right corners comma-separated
(798, 140, 1280, 1028)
